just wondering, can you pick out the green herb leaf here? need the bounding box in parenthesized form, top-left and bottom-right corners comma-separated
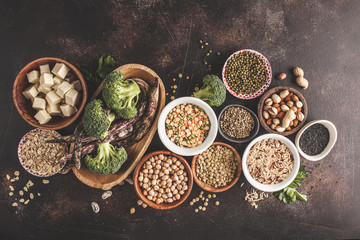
(273, 169, 309, 204)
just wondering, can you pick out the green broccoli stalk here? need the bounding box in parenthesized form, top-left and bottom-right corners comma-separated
(102, 71, 141, 119)
(84, 142, 128, 175)
(82, 99, 115, 140)
(193, 75, 226, 107)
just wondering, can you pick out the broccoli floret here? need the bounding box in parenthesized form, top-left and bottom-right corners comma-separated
(82, 99, 115, 140)
(193, 75, 226, 107)
(102, 71, 141, 119)
(84, 142, 128, 175)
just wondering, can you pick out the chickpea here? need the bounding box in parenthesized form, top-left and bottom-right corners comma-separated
(167, 198, 173, 203)
(179, 190, 185, 195)
(147, 195, 152, 201)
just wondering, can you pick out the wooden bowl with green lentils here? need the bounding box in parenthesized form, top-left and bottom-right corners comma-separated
(191, 142, 242, 193)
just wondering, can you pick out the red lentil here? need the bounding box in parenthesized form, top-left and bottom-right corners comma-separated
(165, 103, 210, 148)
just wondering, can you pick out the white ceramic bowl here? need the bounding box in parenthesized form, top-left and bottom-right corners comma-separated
(242, 134, 300, 192)
(157, 97, 218, 156)
(295, 120, 337, 161)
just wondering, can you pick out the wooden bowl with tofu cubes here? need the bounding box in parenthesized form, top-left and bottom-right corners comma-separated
(13, 57, 87, 130)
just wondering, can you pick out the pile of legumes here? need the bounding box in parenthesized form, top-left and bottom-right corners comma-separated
(195, 145, 237, 188)
(225, 51, 267, 94)
(138, 154, 189, 204)
(165, 103, 210, 148)
(247, 138, 294, 185)
(220, 107, 254, 139)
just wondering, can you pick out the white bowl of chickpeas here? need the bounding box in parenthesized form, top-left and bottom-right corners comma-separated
(133, 151, 193, 210)
(157, 97, 218, 156)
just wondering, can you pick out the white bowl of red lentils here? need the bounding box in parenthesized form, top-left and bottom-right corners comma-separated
(158, 97, 218, 156)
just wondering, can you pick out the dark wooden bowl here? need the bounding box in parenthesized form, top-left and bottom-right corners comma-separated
(72, 64, 166, 189)
(133, 150, 193, 210)
(13, 57, 87, 130)
(257, 86, 308, 136)
(191, 142, 242, 193)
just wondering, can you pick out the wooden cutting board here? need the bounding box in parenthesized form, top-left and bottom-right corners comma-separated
(72, 64, 165, 189)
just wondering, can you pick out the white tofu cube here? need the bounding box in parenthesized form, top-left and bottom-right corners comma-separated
(56, 81, 72, 98)
(34, 110, 52, 124)
(46, 90, 62, 105)
(70, 80, 82, 91)
(26, 70, 40, 84)
(22, 85, 39, 99)
(32, 97, 46, 110)
(38, 84, 52, 94)
(65, 89, 79, 106)
(60, 104, 77, 117)
(46, 104, 61, 116)
(52, 63, 70, 79)
(53, 76, 63, 85)
(39, 73, 54, 87)
(39, 64, 50, 75)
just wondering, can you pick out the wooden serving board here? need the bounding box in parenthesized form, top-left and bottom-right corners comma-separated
(72, 64, 165, 189)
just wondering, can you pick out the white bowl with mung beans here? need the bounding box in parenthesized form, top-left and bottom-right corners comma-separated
(157, 97, 218, 156)
(242, 134, 300, 192)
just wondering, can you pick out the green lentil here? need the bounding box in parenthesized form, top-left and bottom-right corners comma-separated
(178, 73, 183, 78)
(225, 51, 267, 94)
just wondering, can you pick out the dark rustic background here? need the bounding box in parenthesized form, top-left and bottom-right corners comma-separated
(1, 0, 359, 239)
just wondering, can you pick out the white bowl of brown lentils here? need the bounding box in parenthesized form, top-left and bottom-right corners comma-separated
(218, 104, 259, 143)
(133, 151, 193, 210)
(157, 97, 218, 156)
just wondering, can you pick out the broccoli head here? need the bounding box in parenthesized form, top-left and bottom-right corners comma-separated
(84, 142, 128, 175)
(193, 74, 226, 107)
(82, 99, 115, 140)
(102, 71, 141, 119)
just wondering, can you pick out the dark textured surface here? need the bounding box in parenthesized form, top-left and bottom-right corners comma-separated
(0, 0, 359, 239)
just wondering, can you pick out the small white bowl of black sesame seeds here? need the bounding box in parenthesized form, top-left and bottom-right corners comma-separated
(295, 120, 337, 161)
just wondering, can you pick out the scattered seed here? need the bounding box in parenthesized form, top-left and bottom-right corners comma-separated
(195, 197, 199, 201)
(37, 193, 41, 196)
(195, 209, 199, 213)
(205, 198, 209, 202)
(172, 90, 176, 94)
(207, 194, 212, 198)
(199, 40, 203, 44)
(186, 76, 190, 79)
(19, 198, 25, 203)
(9, 192, 13, 196)
(194, 87, 199, 92)
(14, 171, 20, 176)
(23, 186, 28, 192)
(166, 93, 169, 96)
(178, 73, 183, 78)
(200, 45, 204, 49)
(190, 201, 194, 206)
(137, 200, 143, 206)
(205, 42, 209, 46)
(42, 180, 49, 184)
(241, 182, 244, 187)
(204, 61, 208, 65)
(101, 191, 112, 200)
(6, 174, 10, 180)
(198, 206, 203, 210)
(26, 180, 34, 188)
(212, 194, 216, 198)
(142, 203, 147, 208)
(173, 85, 178, 89)
(170, 96, 175, 100)
(217, 52, 220, 55)
(102, 187, 112, 191)
(215, 201, 220, 205)
(9, 186, 14, 191)
(10, 179, 15, 182)
(18, 190, 23, 196)
(205, 53, 210, 57)
(14, 177, 19, 181)
(24, 200, 29, 205)
(200, 191, 204, 195)
(130, 207, 135, 214)
(202, 207, 206, 211)
(204, 202, 208, 206)
(201, 197, 205, 201)
(91, 202, 100, 213)
(12, 202, 18, 207)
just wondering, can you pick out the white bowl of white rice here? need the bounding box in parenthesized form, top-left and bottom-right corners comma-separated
(242, 134, 300, 192)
